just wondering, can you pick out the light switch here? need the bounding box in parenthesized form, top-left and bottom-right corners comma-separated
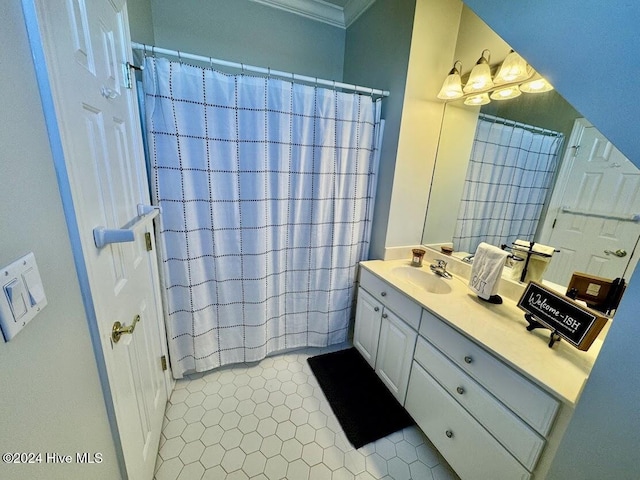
(4, 279, 28, 319)
(22, 268, 45, 306)
(0, 253, 47, 341)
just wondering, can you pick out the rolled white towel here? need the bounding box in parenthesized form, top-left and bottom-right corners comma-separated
(513, 239, 556, 257)
(511, 240, 556, 283)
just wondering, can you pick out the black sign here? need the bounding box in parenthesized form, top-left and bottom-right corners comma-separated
(517, 282, 604, 349)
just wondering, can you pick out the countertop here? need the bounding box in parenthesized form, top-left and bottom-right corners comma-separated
(359, 258, 609, 407)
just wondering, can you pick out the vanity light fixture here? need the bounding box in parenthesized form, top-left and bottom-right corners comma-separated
(437, 49, 553, 105)
(463, 50, 493, 93)
(436, 61, 463, 100)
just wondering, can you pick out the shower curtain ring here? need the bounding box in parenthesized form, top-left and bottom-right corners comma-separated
(210, 57, 214, 70)
(177, 50, 183, 65)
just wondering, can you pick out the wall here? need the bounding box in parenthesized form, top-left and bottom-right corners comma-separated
(463, 1, 640, 477)
(150, 0, 345, 81)
(422, 104, 477, 246)
(344, 0, 463, 258)
(383, 0, 463, 251)
(127, 0, 155, 45)
(0, 1, 121, 479)
(482, 91, 579, 142)
(343, 0, 417, 259)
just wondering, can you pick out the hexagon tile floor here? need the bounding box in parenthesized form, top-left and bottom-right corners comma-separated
(154, 343, 460, 480)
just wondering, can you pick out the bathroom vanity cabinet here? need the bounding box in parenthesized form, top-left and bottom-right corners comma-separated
(354, 258, 607, 480)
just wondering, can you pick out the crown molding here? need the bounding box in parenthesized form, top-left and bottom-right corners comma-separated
(249, 0, 376, 29)
(250, 0, 345, 28)
(344, 0, 376, 28)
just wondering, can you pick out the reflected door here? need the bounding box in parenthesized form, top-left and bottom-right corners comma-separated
(543, 119, 640, 285)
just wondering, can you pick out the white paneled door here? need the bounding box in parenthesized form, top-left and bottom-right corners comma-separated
(542, 119, 640, 286)
(24, 0, 169, 478)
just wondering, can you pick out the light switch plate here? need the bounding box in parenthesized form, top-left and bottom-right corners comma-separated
(0, 252, 47, 341)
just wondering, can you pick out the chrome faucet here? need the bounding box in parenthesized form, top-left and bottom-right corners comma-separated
(430, 259, 453, 279)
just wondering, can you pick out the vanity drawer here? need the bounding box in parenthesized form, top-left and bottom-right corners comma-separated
(414, 337, 545, 471)
(420, 310, 559, 436)
(406, 361, 531, 480)
(359, 268, 421, 330)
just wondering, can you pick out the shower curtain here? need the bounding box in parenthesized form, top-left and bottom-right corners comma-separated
(453, 114, 563, 254)
(143, 57, 382, 377)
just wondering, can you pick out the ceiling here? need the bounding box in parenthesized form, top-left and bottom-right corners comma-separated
(249, 0, 376, 28)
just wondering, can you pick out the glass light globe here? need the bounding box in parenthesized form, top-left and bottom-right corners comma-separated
(464, 62, 493, 93)
(464, 93, 490, 106)
(463, 51, 494, 94)
(494, 51, 529, 84)
(490, 86, 522, 100)
(437, 70, 463, 100)
(520, 78, 554, 93)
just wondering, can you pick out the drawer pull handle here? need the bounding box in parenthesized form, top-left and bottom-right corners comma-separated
(456, 386, 465, 395)
(445, 430, 454, 439)
(464, 355, 473, 364)
(381, 291, 387, 297)
(374, 306, 380, 312)
(382, 313, 388, 319)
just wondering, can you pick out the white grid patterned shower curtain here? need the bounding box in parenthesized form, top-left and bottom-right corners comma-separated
(453, 114, 563, 254)
(143, 57, 382, 377)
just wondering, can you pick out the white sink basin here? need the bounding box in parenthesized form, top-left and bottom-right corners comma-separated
(391, 266, 453, 294)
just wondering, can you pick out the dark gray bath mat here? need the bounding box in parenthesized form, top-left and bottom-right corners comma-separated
(307, 347, 415, 449)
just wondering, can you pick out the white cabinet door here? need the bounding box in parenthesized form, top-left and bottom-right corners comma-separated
(376, 309, 417, 404)
(353, 288, 382, 368)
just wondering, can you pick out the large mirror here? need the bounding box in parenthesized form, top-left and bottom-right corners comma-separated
(421, 6, 640, 292)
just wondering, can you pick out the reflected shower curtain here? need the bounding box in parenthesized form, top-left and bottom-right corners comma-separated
(453, 114, 563, 254)
(143, 57, 382, 377)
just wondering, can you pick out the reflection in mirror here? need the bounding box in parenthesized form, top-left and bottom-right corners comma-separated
(450, 111, 564, 256)
(422, 7, 640, 294)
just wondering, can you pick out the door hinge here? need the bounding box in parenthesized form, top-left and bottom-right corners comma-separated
(122, 62, 132, 89)
(571, 144, 580, 157)
(145, 232, 153, 251)
(161, 355, 168, 371)
(123, 62, 143, 89)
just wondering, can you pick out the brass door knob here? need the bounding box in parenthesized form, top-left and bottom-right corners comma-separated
(112, 314, 140, 343)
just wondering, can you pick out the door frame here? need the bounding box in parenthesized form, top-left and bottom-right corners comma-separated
(21, 1, 173, 477)
(537, 117, 587, 244)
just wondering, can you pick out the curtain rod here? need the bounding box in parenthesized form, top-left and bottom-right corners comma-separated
(131, 42, 390, 98)
(479, 113, 563, 138)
